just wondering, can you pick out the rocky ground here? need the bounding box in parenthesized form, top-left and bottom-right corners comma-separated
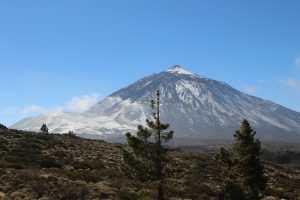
(0, 127, 300, 200)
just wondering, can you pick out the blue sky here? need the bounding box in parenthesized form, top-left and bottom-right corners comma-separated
(1, 0, 300, 126)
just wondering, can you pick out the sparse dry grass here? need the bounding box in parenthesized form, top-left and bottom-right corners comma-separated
(0, 129, 299, 199)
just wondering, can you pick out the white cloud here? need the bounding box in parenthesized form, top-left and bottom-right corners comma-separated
(65, 94, 100, 112)
(19, 94, 101, 116)
(21, 105, 50, 115)
(285, 78, 300, 90)
(243, 85, 257, 94)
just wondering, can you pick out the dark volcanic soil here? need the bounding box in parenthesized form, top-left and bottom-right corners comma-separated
(0, 128, 300, 199)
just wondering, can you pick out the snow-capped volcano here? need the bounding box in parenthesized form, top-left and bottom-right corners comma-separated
(166, 65, 195, 75)
(12, 66, 300, 142)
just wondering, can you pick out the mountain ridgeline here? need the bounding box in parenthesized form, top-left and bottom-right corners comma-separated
(12, 65, 300, 142)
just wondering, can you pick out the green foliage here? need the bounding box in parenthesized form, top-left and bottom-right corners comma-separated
(223, 182, 246, 200)
(0, 123, 7, 129)
(216, 120, 267, 200)
(0, 127, 300, 199)
(66, 131, 78, 138)
(117, 190, 139, 200)
(40, 123, 49, 134)
(233, 120, 266, 199)
(4, 135, 43, 168)
(123, 90, 173, 200)
(262, 149, 300, 166)
(215, 148, 245, 200)
(39, 156, 63, 168)
(2, 133, 61, 169)
(117, 189, 152, 200)
(215, 147, 235, 181)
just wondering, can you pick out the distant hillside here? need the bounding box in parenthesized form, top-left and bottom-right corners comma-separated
(0, 128, 300, 199)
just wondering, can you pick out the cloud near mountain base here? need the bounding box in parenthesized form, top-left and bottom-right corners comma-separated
(20, 94, 101, 116)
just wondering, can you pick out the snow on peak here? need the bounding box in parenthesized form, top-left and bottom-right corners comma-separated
(166, 65, 194, 75)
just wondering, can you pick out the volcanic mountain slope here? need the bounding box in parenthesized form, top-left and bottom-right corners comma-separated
(12, 65, 300, 141)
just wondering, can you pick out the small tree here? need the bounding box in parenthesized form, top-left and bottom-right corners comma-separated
(66, 131, 77, 138)
(122, 90, 174, 200)
(216, 120, 266, 200)
(40, 123, 49, 134)
(233, 119, 266, 200)
(0, 123, 7, 130)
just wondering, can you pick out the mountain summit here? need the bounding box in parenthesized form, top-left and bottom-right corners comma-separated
(166, 65, 195, 75)
(12, 66, 300, 142)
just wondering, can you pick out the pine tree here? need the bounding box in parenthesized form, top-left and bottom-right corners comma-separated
(40, 123, 49, 134)
(233, 119, 266, 200)
(0, 123, 7, 130)
(216, 120, 266, 200)
(122, 90, 174, 200)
